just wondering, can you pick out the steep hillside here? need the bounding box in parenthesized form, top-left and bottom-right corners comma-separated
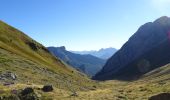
(48, 46, 106, 76)
(94, 16, 170, 80)
(0, 20, 95, 91)
(71, 47, 117, 59)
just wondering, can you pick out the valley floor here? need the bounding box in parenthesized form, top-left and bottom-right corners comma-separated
(53, 79, 170, 100)
(0, 76, 170, 100)
(48, 64, 170, 100)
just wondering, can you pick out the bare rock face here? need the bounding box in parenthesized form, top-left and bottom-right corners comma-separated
(94, 16, 170, 80)
(149, 93, 170, 100)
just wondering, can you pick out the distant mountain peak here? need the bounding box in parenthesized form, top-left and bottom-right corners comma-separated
(154, 16, 170, 25)
(71, 47, 117, 59)
(59, 46, 66, 50)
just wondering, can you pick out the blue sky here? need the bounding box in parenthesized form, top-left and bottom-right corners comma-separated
(0, 0, 170, 51)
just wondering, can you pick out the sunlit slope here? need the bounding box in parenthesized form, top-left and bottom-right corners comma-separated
(34, 64, 170, 100)
(0, 20, 94, 90)
(0, 20, 66, 71)
(61, 64, 170, 100)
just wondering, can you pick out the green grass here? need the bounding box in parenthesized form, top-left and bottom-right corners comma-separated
(0, 64, 169, 100)
(0, 56, 12, 63)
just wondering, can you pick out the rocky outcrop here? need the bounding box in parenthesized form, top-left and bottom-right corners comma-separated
(0, 71, 17, 80)
(94, 16, 170, 80)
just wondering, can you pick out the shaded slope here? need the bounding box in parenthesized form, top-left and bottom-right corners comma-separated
(48, 46, 106, 76)
(0, 20, 95, 90)
(99, 39, 170, 80)
(94, 16, 170, 80)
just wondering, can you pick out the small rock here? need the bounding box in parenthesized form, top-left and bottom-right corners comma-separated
(11, 73, 17, 80)
(11, 89, 18, 94)
(70, 92, 78, 97)
(42, 85, 53, 92)
(149, 93, 170, 100)
(36, 93, 42, 98)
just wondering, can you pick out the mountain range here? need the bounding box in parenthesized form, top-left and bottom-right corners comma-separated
(1, 17, 170, 99)
(71, 47, 117, 59)
(48, 46, 106, 76)
(94, 16, 170, 80)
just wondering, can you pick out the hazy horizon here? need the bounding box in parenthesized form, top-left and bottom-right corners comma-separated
(1, 0, 170, 51)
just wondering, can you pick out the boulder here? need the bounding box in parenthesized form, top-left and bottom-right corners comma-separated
(19, 87, 38, 100)
(21, 87, 34, 96)
(149, 93, 170, 100)
(42, 85, 53, 92)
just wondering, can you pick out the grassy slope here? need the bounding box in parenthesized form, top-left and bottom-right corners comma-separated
(0, 20, 96, 92)
(41, 64, 170, 100)
(62, 64, 170, 100)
